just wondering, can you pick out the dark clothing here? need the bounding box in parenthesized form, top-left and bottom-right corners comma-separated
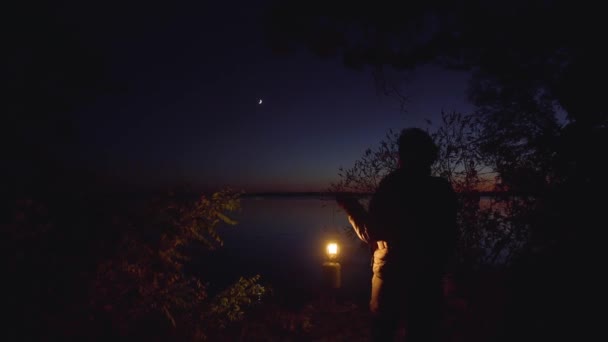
(371, 277, 444, 342)
(364, 168, 458, 341)
(369, 168, 457, 278)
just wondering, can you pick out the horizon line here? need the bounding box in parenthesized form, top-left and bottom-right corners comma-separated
(241, 189, 509, 197)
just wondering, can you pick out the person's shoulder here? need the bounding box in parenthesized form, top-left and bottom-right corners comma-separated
(371, 171, 400, 194)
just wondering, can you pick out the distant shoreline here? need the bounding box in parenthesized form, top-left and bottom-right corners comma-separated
(241, 192, 368, 198)
(241, 191, 508, 198)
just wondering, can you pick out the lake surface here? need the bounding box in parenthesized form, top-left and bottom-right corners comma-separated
(194, 195, 499, 300)
(192, 196, 372, 300)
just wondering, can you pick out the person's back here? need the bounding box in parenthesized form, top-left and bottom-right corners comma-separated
(366, 128, 457, 341)
(370, 168, 457, 278)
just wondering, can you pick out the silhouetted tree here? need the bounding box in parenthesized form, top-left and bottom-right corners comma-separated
(330, 112, 528, 268)
(90, 188, 266, 340)
(264, 0, 607, 188)
(2, 184, 266, 340)
(265, 1, 604, 109)
(268, 2, 607, 338)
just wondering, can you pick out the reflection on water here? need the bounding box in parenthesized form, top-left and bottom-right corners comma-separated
(192, 195, 506, 298)
(191, 196, 371, 298)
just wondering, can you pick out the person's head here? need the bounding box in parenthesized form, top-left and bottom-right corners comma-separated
(398, 128, 438, 171)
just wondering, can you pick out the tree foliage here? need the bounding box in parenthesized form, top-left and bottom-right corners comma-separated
(204, 275, 266, 330)
(88, 188, 270, 340)
(2, 186, 266, 340)
(265, 0, 607, 196)
(265, 0, 607, 129)
(270, 0, 608, 273)
(329, 111, 542, 268)
(329, 130, 399, 194)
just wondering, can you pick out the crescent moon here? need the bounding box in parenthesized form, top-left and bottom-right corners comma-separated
(258, 99, 263, 105)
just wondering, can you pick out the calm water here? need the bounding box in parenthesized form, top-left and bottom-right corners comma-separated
(194, 195, 499, 299)
(193, 196, 371, 299)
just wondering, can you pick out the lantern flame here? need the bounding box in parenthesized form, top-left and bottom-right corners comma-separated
(326, 242, 339, 258)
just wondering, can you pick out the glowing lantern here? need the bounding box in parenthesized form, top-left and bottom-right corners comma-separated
(322, 241, 341, 289)
(326, 242, 339, 259)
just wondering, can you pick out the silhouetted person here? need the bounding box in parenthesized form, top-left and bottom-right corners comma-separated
(337, 128, 457, 341)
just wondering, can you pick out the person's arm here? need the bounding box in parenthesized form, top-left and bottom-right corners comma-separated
(336, 195, 372, 243)
(347, 213, 371, 243)
(336, 175, 394, 244)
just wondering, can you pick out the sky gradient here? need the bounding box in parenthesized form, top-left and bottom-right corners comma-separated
(67, 1, 472, 192)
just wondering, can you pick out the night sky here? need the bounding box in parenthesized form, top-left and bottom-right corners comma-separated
(27, 1, 472, 192)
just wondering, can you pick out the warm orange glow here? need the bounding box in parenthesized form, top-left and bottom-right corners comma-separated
(326, 242, 339, 258)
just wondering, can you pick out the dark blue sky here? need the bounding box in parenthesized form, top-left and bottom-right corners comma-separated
(71, 1, 472, 192)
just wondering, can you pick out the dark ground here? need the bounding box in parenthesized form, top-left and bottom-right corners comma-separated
(211, 269, 508, 341)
